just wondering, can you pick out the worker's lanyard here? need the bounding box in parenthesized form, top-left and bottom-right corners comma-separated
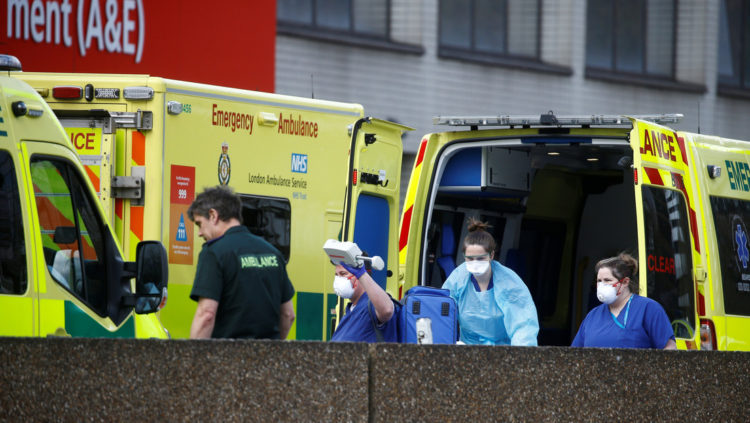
(610, 294, 634, 329)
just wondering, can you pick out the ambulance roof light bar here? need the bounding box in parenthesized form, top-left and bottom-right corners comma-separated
(433, 113, 684, 127)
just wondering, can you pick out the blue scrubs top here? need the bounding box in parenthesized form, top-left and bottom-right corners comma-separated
(442, 261, 539, 346)
(331, 292, 400, 342)
(571, 294, 675, 349)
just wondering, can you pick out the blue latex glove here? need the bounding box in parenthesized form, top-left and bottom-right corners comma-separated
(340, 261, 366, 279)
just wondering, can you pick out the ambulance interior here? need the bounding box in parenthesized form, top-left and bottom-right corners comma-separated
(422, 140, 639, 346)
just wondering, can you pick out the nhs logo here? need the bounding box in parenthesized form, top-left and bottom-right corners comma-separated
(291, 153, 308, 173)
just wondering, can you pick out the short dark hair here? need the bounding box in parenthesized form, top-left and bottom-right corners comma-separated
(187, 186, 242, 223)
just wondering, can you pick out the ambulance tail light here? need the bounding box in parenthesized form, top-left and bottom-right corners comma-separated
(700, 318, 716, 350)
(633, 168, 639, 185)
(352, 169, 358, 185)
(53, 86, 83, 99)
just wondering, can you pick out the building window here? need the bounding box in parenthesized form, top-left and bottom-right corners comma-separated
(585, 0, 675, 78)
(278, 0, 389, 39)
(718, 0, 750, 91)
(439, 0, 540, 60)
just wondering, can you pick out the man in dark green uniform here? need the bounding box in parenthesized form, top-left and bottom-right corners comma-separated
(188, 186, 295, 339)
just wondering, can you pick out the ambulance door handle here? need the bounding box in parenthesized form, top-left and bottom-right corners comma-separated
(695, 266, 707, 283)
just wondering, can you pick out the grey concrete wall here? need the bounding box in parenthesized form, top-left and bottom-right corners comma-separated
(0, 339, 368, 422)
(1, 338, 748, 422)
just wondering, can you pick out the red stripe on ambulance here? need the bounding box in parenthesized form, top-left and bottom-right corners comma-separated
(399, 206, 413, 251)
(643, 167, 663, 186)
(132, 131, 145, 166)
(415, 138, 428, 167)
(672, 173, 700, 253)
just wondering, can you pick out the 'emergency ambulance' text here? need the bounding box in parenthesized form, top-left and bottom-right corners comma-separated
(212, 104, 253, 134)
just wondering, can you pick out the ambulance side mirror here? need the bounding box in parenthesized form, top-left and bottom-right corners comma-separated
(133, 241, 169, 314)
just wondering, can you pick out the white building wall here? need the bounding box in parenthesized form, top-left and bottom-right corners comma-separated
(276, 0, 750, 204)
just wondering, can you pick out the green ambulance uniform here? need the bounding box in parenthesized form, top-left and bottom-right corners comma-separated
(190, 226, 295, 338)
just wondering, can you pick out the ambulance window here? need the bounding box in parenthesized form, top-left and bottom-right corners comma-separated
(31, 157, 108, 315)
(641, 186, 695, 338)
(0, 151, 27, 295)
(708, 196, 750, 316)
(239, 194, 291, 262)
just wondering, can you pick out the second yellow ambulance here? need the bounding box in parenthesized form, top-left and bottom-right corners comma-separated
(398, 113, 750, 350)
(17, 71, 408, 340)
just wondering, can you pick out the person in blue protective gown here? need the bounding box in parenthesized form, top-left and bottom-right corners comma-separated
(571, 253, 677, 349)
(442, 218, 539, 346)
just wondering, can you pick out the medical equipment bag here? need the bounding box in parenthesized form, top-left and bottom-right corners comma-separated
(399, 286, 459, 344)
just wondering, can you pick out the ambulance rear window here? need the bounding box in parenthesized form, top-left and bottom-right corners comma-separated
(709, 196, 750, 316)
(641, 186, 695, 338)
(239, 194, 291, 262)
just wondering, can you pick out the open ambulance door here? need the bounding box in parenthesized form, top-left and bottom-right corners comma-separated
(629, 118, 702, 349)
(335, 118, 411, 329)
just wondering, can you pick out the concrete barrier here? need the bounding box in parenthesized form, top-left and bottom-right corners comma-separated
(0, 338, 748, 421)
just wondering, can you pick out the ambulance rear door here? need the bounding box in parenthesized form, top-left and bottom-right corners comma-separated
(338, 118, 410, 319)
(630, 118, 702, 349)
(51, 105, 138, 237)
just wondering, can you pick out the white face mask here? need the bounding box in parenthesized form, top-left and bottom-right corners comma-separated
(466, 260, 490, 276)
(333, 276, 355, 299)
(597, 282, 619, 305)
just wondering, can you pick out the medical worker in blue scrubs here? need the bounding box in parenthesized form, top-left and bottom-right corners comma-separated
(572, 253, 677, 349)
(330, 259, 399, 342)
(442, 219, 539, 346)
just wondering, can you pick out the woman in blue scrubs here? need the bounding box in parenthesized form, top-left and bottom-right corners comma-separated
(442, 219, 539, 346)
(572, 253, 677, 349)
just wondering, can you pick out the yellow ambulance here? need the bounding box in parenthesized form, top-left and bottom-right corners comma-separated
(16, 71, 408, 340)
(0, 55, 168, 338)
(398, 113, 750, 350)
